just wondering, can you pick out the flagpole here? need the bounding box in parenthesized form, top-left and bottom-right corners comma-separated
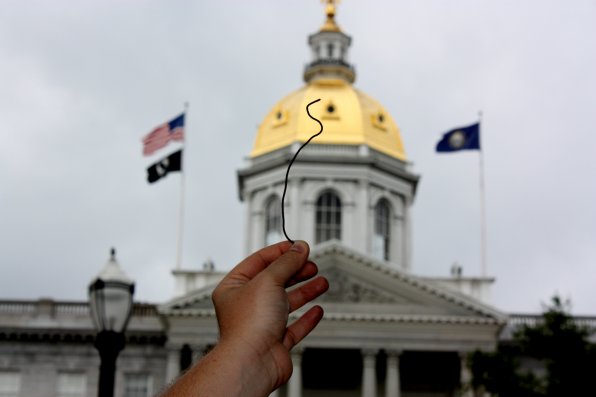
(176, 102, 189, 270)
(478, 111, 487, 277)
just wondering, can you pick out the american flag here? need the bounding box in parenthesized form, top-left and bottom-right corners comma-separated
(142, 113, 185, 156)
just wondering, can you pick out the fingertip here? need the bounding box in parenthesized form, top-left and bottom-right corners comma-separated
(319, 276, 330, 293)
(312, 304, 324, 317)
(284, 305, 325, 350)
(289, 240, 309, 254)
(306, 304, 325, 328)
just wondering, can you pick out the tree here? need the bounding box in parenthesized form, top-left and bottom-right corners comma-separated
(470, 296, 596, 397)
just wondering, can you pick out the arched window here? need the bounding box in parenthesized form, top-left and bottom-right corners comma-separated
(265, 196, 282, 245)
(315, 191, 342, 243)
(373, 199, 391, 260)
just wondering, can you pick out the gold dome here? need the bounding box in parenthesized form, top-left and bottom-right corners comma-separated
(250, 78, 407, 161)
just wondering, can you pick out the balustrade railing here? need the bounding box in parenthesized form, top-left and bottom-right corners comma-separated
(0, 300, 158, 317)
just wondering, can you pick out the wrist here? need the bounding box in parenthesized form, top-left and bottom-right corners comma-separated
(208, 339, 277, 396)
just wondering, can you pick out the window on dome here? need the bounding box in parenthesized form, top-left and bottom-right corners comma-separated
(265, 196, 283, 245)
(372, 199, 391, 261)
(272, 108, 288, 128)
(327, 42, 334, 58)
(371, 111, 387, 131)
(315, 191, 342, 243)
(323, 102, 339, 120)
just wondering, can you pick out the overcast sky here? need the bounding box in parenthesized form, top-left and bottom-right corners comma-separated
(1, 0, 595, 315)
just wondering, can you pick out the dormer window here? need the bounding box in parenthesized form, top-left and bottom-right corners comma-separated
(271, 108, 288, 128)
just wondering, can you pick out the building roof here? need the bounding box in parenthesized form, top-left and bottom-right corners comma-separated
(250, 81, 407, 160)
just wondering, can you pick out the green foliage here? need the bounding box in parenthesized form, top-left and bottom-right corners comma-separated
(470, 348, 544, 397)
(470, 296, 596, 397)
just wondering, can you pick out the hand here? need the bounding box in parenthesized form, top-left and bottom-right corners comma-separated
(161, 241, 329, 397)
(212, 240, 329, 392)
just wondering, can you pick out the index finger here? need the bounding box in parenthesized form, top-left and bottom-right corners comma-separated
(226, 240, 293, 281)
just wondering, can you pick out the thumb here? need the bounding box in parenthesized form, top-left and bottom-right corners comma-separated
(263, 241, 310, 285)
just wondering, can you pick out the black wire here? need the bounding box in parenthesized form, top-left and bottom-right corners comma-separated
(281, 98, 323, 244)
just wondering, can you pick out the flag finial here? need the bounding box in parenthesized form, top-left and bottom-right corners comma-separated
(320, 0, 341, 32)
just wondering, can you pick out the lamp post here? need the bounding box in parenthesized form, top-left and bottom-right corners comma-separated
(89, 248, 135, 397)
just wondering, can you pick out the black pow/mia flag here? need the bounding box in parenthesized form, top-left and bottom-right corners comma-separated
(147, 149, 182, 183)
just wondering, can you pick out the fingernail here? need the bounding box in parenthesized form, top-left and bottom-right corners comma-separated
(290, 241, 305, 253)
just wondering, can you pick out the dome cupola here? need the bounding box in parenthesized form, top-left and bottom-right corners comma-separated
(304, 0, 355, 84)
(249, 1, 408, 161)
(239, 3, 419, 270)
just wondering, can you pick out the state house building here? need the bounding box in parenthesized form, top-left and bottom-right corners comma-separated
(1, 4, 589, 397)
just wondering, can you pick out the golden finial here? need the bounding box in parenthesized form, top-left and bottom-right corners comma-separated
(320, 0, 341, 32)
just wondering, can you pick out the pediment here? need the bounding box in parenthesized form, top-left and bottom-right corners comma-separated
(318, 266, 409, 304)
(310, 241, 506, 322)
(161, 241, 506, 325)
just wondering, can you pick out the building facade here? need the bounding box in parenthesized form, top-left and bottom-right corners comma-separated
(1, 3, 586, 397)
(0, 299, 166, 397)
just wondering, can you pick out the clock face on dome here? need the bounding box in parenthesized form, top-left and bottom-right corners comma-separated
(448, 130, 466, 149)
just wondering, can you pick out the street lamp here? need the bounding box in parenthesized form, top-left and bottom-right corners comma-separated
(89, 248, 135, 397)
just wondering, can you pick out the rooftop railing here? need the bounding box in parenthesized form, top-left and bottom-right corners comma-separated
(0, 300, 159, 317)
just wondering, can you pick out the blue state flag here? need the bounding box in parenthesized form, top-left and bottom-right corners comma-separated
(436, 123, 480, 152)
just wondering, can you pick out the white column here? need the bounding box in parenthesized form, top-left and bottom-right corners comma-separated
(301, 180, 322, 244)
(342, 182, 356, 248)
(385, 350, 401, 397)
(244, 192, 253, 255)
(290, 177, 301, 238)
(361, 349, 378, 397)
(288, 349, 303, 397)
(252, 208, 265, 252)
(403, 199, 412, 271)
(165, 347, 181, 384)
(357, 179, 369, 254)
(459, 352, 473, 397)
